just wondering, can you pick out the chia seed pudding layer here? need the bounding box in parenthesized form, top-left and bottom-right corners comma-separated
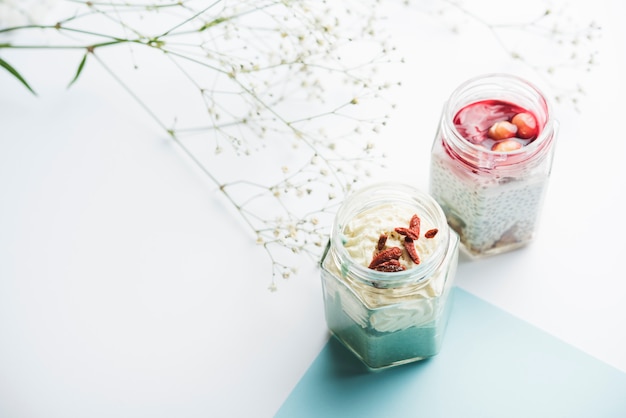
(430, 150, 549, 256)
(428, 77, 557, 257)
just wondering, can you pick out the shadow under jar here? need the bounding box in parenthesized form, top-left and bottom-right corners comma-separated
(320, 183, 459, 370)
(429, 73, 558, 257)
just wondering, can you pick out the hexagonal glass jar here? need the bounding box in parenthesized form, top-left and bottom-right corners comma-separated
(429, 73, 558, 257)
(320, 182, 459, 370)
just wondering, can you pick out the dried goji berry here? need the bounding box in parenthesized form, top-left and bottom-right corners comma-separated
(409, 214, 421, 237)
(403, 237, 421, 265)
(377, 234, 388, 251)
(374, 259, 406, 272)
(394, 227, 419, 240)
(368, 246, 402, 269)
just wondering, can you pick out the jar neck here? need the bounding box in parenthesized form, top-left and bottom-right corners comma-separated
(440, 73, 557, 170)
(330, 182, 450, 290)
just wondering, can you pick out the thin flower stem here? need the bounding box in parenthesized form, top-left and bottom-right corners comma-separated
(66, 0, 183, 7)
(158, 0, 223, 38)
(92, 51, 261, 228)
(1, 0, 595, 289)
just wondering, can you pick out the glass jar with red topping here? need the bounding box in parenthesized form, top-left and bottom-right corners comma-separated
(429, 74, 558, 257)
(320, 182, 459, 370)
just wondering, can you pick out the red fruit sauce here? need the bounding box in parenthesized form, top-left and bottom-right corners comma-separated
(453, 100, 539, 150)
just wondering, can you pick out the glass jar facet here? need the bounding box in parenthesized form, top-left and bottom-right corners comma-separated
(429, 74, 558, 257)
(320, 182, 459, 370)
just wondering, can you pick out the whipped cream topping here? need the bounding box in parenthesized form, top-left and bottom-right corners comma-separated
(342, 203, 440, 271)
(330, 202, 450, 332)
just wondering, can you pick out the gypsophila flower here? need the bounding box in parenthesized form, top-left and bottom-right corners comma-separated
(0, 0, 599, 291)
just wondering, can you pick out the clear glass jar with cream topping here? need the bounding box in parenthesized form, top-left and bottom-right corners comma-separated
(320, 182, 459, 370)
(429, 73, 558, 257)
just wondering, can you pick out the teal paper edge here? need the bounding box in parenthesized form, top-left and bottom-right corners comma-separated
(275, 287, 626, 418)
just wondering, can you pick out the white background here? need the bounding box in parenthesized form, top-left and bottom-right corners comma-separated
(1, 1, 625, 417)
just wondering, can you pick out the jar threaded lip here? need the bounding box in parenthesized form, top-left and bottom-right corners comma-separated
(330, 182, 449, 288)
(441, 73, 556, 169)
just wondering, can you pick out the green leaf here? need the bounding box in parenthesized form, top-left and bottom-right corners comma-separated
(0, 56, 37, 96)
(67, 53, 88, 89)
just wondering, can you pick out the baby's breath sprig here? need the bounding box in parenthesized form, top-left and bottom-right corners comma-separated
(1, 0, 599, 290)
(1, 0, 398, 290)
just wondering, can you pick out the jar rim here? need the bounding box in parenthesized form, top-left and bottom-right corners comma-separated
(442, 73, 557, 169)
(330, 182, 449, 288)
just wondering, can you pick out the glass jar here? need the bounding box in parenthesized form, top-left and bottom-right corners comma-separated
(429, 73, 558, 257)
(320, 182, 459, 370)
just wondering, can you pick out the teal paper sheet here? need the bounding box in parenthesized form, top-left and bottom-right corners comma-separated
(276, 288, 626, 418)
